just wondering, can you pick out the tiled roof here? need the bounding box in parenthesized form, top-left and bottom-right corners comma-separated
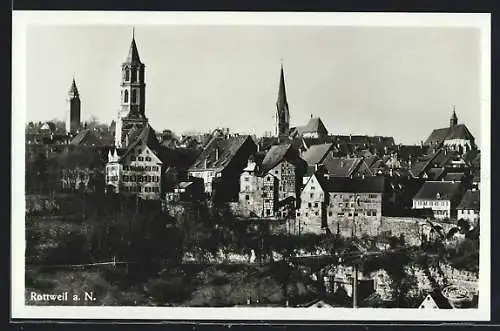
(413, 181, 462, 201)
(301, 143, 334, 165)
(322, 155, 362, 178)
(425, 167, 446, 181)
(325, 176, 385, 193)
(424, 124, 474, 146)
(443, 172, 466, 182)
(188, 135, 255, 171)
(457, 189, 480, 210)
(69, 130, 102, 146)
(291, 117, 329, 137)
(260, 143, 302, 175)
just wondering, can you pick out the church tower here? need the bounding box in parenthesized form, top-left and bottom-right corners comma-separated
(66, 77, 81, 135)
(450, 107, 458, 127)
(276, 63, 290, 139)
(115, 29, 148, 148)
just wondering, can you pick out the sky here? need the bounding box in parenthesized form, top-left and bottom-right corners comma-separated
(26, 24, 482, 145)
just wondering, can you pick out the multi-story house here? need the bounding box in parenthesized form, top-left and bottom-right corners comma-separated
(105, 124, 166, 200)
(457, 189, 480, 225)
(188, 134, 257, 202)
(296, 175, 385, 235)
(238, 157, 279, 218)
(325, 177, 385, 236)
(237, 143, 307, 218)
(412, 181, 464, 220)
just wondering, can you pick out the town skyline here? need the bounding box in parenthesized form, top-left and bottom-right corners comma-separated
(27, 25, 481, 145)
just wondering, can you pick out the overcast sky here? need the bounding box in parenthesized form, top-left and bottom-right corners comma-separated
(26, 25, 481, 145)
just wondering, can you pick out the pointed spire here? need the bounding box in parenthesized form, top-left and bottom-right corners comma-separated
(450, 105, 458, 127)
(125, 28, 141, 63)
(276, 61, 288, 110)
(69, 76, 79, 97)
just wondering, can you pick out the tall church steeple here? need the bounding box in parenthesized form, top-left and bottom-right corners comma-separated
(450, 106, 458, 127)
(66, 76, 81, 135)
(276, 62, 290, 138)
(116, 28, 148, 148)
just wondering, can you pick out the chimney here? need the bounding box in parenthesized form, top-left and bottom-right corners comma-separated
(310, 114, 313, 119)
(349, 134, 352, 141)
(341, 161, 345, 168)
(215, 148, 219, 161)
(257, 143, 260, 153)
(204, 158, 208, 169)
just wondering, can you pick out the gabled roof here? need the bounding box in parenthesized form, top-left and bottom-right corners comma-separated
(443, 172, 466, 182)
(324, 176, 385, 193)
(260, 143, 299, 174)
(301, 143, 334, 165)
(322, 155, 363, 178)
(424, 124, 474, 146)
(118, 124, 174, 165)
(413, 181, 462, 201)
(425, 127, 450, 146)
(457, 189, 480, 210)
(291, 117, 329, 137)
(69, 130, 102, 146)
(188, 135, 255, 171)
(425, 167, 446, 181)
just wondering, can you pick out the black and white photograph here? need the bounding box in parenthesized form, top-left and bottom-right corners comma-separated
(12, 11, 491, 321)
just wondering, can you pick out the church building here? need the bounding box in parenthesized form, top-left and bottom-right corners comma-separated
(424, 108, 476, 154)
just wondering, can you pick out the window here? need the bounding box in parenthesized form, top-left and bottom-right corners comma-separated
(338, 212, 344, 216)
(131, 68, 137, 82)
(315, 212, 319, 216)
(125, 68, 130, 81)
(245, 195, 250, 201)
(305, 213, 308, 217)
(263, 192, 267, 198)
(244, 177, 249, 182)
(297, 212, 301, 216)
(328, 211, 333, 216)
(124, 90, 129, 103)
(311, 186, 315, 190)
(267, 177, 271, 182)
(138, 176, 143, 182)
(146, 157, 151, 162)
(314, 203, 319, 208)
(266, 209, 271, 216)
(131, 90, 137, 104)
(348, 213, 353, 217)
(123, 175, 129, 182)
(373, 211, 377, 216)
(138, 157, 144, 161)
(354, 212, 358, 216)
(308, 202, 312, 208)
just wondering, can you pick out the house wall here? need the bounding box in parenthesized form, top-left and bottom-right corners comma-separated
(189, 169, 218, 194)
(412, 199, 452, 219)
(457, 209, 479, 224)
(238, 171, 278, 218)
(296, 175, 327, 234)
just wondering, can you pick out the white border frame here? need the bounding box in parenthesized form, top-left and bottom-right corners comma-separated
(12, 11, 491, 321)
